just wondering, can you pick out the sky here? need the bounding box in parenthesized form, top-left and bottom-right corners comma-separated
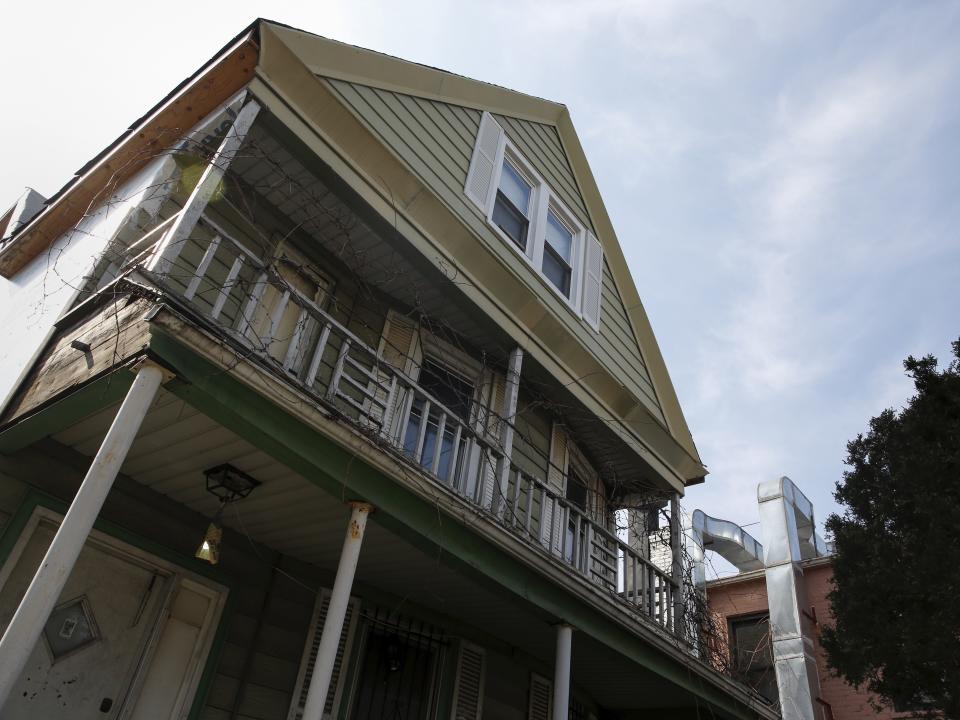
(2, 1, 958, 566)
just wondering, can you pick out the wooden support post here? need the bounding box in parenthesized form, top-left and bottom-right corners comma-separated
(147, 99, 261, 277)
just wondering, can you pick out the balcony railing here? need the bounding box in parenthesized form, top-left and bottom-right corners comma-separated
(128, 215, 679, 634)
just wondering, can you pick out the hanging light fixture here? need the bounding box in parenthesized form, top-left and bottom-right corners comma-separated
(195, 503, 225, 565)
(195, 464, 261, 565)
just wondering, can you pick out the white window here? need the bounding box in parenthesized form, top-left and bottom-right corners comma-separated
(465, 112, 603, 331)
(492, 159, 533, 251)
(541, 205, 576, 299)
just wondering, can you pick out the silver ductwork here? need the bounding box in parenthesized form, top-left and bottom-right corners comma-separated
(687, 509, 765, 589)
(757, 476, 826, 720)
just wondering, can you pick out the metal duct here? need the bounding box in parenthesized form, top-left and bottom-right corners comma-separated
(687, 510, 765, 589)
(757, 476, 826, 720)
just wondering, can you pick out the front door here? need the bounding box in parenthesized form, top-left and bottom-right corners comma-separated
(0, 510, 225, 719)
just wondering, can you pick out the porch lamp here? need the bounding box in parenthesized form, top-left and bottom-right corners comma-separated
(195, 464, 261, 565)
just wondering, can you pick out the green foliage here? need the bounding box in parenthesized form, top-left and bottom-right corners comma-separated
(822, 340, 960, 718)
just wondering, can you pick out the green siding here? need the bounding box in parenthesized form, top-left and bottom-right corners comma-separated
(323, 78, 665, 425)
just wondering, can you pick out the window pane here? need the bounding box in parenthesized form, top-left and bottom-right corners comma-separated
(731, 615, 778, 703)
(417, 361, 474, 421)
(542, 245, 572, 297)
(492, 193, 528, 250)
(498, 161, 531, 215)
(545, 210, 573, 262)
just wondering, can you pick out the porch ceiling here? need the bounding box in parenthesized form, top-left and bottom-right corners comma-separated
(49, 389, 708, 710)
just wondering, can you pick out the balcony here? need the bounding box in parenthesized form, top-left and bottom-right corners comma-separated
(111, 210, 682, 638)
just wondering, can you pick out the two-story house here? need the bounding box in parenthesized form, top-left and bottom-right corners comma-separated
(0, 20, 777, 720)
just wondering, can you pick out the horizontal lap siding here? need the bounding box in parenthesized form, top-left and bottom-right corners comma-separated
(599, 262, 663, 420)
(323, 78, 664, 424)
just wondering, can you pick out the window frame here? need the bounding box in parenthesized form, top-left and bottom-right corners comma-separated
(491, 156, 535, 252)
(485, 143, 587, 313)
(728, 612, 778, 703)
(537, 200, 584, 307)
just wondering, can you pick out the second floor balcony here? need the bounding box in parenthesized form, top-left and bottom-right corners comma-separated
(72, 109, 689, 641)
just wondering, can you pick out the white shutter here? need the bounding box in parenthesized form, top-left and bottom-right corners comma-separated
(542, 423, 568, 555)
(581, 233, 603, 332)
(465, 112, 505, 212)
(450, 642, 486, 720)
(287, 589, 361, 720)
(528, 673, 553, 720)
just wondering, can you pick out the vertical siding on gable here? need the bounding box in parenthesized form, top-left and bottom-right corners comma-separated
(322, 78, 664, 425)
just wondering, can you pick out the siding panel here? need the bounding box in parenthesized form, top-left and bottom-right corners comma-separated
(323, 78, 664, 425)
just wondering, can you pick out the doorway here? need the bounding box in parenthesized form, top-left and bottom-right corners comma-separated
(0, 507, 226, 719)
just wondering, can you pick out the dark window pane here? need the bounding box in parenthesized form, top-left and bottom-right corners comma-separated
(545, 210, 573, 262)
(542, 244, 572, 297)
(493, 191, 529, 250)
(730, 614, 778, 703)
(565, 471, 588, 509)
(417, 361, 474, 421)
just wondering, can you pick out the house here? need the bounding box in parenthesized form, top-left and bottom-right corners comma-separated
(0, 19, 777, 720)
(691, 477, 897, 720)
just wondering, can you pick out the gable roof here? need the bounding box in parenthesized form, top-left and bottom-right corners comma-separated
(259, 21, 703, 473)
(0, 18, 703, 480)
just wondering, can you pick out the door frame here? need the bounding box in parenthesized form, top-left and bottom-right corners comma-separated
(0, 500, 229, 720)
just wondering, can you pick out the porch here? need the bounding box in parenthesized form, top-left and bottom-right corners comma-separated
(0, 367, 773, 720)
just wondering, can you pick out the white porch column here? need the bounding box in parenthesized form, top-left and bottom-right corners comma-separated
(552, 624, 573, 720)
(301, 502, 373, 720)
(146, 98, 261, 277)
(494, 347, 523, 516)
(669, 493, 685, 639)
(0, 363, 165, 707)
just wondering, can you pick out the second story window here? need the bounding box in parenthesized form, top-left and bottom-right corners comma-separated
(543, 209, 574, 297)
(464, 111, 604, 330)
(492, 161, 532, 251)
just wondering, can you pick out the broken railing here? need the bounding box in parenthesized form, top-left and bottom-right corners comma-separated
(128, 214, 679, 633)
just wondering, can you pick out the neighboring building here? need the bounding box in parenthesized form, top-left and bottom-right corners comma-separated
(692, 478, 897, 720)
(0, 19, 773, 720)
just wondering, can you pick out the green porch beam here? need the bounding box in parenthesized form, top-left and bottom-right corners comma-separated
(0, 371, 135, 455)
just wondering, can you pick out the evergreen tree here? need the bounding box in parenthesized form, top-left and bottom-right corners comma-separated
(822, 340, 960, 718)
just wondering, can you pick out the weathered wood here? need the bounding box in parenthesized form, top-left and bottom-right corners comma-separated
(2, 297, 154, 423)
